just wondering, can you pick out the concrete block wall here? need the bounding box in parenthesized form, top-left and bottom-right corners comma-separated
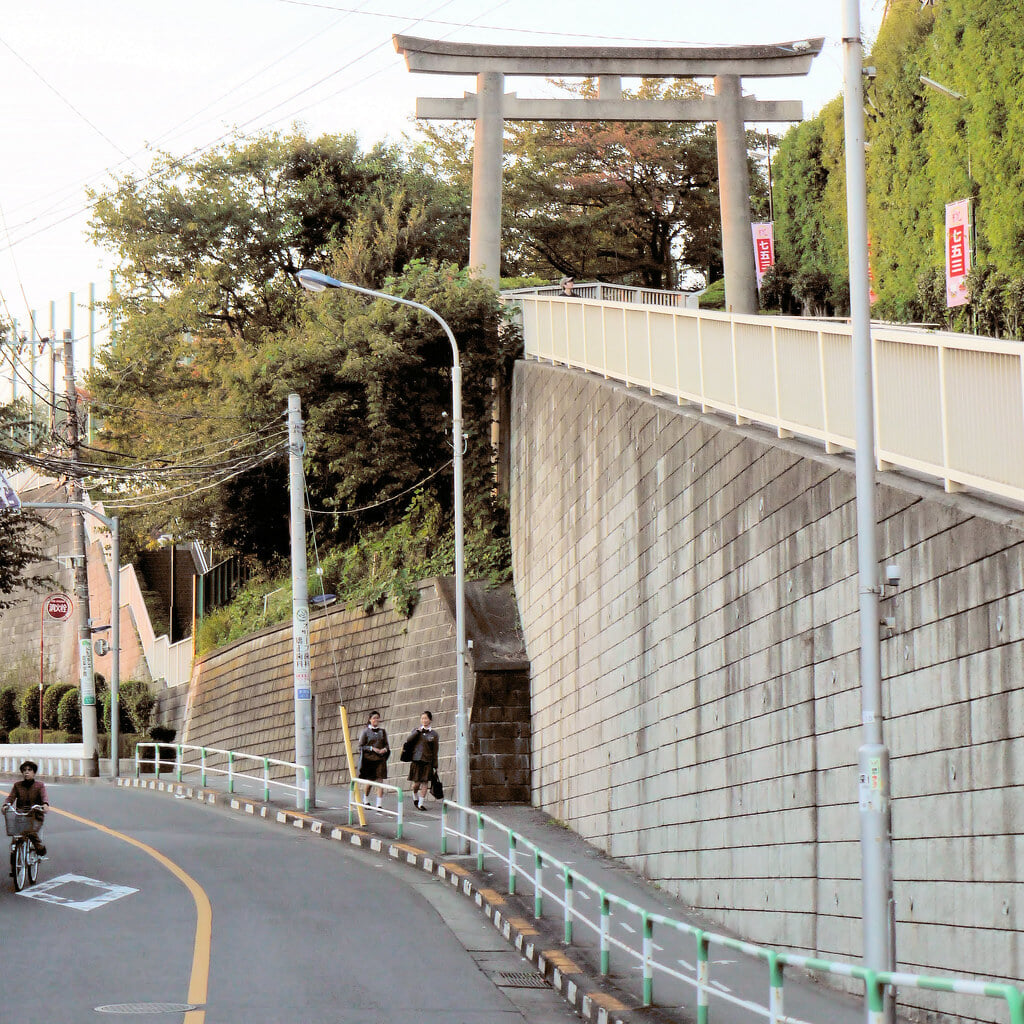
(169, 579, 531, 804)
(510, 359, 1024, 1022)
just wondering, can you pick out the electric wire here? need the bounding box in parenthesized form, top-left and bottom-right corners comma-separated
(304, 457, 453, 516)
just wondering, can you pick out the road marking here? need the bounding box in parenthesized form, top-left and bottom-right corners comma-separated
(619, 921, 636, 934)
(17, 873, 137, 911)
(52, 807, 211, 1024)
(678, 958, 695, 971)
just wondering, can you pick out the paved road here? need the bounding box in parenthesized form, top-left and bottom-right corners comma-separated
(3, 782, 579, 1024)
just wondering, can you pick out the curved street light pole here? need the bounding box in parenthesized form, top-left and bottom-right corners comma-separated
(296, 270, 470, 823)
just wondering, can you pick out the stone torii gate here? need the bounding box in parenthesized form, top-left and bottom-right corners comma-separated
(394, 35, 823, 313)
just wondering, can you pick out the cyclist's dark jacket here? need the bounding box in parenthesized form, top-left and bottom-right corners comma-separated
(5, 778, 48, 812)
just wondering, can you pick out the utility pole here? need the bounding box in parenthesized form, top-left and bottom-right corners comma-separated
(288, 394, 315, 808)
(65, 331, 99, 775)
(841, 1, 896, 1021)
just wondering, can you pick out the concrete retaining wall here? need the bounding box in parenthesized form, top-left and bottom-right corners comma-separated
(162, 578, 531, 803)
(510, 359, 1024, 1022)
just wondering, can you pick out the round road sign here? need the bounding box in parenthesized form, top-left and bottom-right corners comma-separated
(44, 592, 74, 622)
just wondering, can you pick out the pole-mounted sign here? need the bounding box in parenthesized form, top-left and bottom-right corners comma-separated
(44, 592, 74, 622)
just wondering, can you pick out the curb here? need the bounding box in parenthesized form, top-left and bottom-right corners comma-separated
(117, 777, 648, 1024)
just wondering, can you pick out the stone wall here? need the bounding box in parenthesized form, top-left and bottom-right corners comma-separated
(163, 578, 531, 803)
(510, 359, 1024, 1022)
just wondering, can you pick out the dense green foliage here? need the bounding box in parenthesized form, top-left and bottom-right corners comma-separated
(0, 401, 48, 605)
(769, 0, 1024, 329)
(57, 688, 81, 735)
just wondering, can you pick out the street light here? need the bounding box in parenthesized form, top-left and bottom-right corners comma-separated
(296, 269, 471, 823)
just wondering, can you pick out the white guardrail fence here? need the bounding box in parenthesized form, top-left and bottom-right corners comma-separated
(135, 743, 310, 812)
(436, 798, 1024, 1024)
(509, 293, 1024, 506)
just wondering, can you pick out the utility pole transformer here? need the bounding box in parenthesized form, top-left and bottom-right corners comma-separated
(64, 331, 98, 775)
(288, 394, 315, 808)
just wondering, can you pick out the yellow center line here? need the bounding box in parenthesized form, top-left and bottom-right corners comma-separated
(52, 807, 211, 1022)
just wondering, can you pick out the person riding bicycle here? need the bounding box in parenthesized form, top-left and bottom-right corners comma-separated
(3, 760, 48, 857)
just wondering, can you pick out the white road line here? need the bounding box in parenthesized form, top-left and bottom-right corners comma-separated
(678, 959, 695, 971)
(17, 873, 138, 911)
(619, 922, 636, 934)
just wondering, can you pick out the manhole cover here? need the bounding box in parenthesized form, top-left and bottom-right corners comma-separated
(96, 1004, 198, 1014)
(496, 972, 549, 989)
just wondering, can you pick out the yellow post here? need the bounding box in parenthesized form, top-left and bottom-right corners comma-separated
(339, 705, 366, 827)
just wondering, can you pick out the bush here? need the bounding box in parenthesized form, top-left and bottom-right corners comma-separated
(8, 727, 74, 744)
(19, 685, 41, 729)
(43, 683, 74, 730)
(101, 681, 155, 735)
(58, 689, 82, 734)
(0, 685, 20, 732)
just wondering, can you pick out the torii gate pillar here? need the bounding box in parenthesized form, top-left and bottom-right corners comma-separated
(470, 72, 505, 285)
(714, 75, 759, 313)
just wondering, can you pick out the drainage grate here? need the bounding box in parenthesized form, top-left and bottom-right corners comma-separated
(496, 972, 549, 989)
(96, 1004, 198, 1014)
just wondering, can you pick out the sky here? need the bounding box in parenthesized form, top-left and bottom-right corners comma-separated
(0, 0, 887, 368)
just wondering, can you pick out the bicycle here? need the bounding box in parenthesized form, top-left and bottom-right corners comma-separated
(3, 805, 45, 891)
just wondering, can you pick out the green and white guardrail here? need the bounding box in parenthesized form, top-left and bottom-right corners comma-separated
(438, 798, 1024, 1024)
(135, 742, 311, 812)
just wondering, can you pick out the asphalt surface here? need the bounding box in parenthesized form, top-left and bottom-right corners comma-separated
(1, 780, 581, 1024)
(71, 765, 870, 1024)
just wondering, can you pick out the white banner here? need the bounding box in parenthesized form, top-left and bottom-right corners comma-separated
(751, 222, 775, 289)
(945, 198, 971, 308)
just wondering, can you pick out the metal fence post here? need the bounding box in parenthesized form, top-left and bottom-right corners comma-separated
(508, 831, 517, 895)
(263, 758, 270, 802)
(396, 789, 404, 840)
(200, 748, 207, 788)
(154, 742, 160, 781)
(768, 951, 784, 1024)
(642, 913, 653, 1006)
(696, 930, 710, 1024)
(134, 745, 140, 779)
(477, 812, 486, 871)
(441, 801, 448, 855)
(348, 780, 355, 826)
(534, 850, 543, 920)
(303, 767, 310, 813)
(176, 745, 183, 783)
(227, 751, 234, 794)
(600, 892, 611, 975)
(564, 868, 574, 944)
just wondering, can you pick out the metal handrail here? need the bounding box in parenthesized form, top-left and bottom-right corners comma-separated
(437, 798, 1024, 1024)
(134, 742, 311, 812)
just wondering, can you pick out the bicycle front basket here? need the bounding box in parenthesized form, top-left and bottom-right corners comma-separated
(3, 806, 38, 837)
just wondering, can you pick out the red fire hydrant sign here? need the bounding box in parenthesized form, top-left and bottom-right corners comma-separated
(44, 592, 74, 622)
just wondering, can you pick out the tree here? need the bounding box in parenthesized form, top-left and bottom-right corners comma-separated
(0, 400, 47, 606)
(85, 130, 476, 558)
(419, 79, 757, 288)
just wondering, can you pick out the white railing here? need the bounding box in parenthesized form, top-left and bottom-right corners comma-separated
(506, 281, 702, 309)
(513, 295, 1024, 505)
(134, 742, 310, 811)
(0, 745, 88, 777)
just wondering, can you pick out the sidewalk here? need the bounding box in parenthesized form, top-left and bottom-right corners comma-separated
(109, 767, 865, 1024)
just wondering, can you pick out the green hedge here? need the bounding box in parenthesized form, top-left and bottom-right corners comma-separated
(8, 727, 79, 744)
